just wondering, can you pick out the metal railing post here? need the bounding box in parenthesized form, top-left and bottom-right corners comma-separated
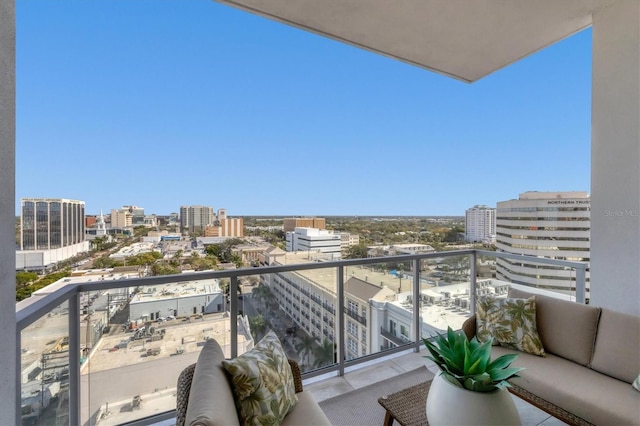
(469, 252, 477, 315)
(575, 265, 587, 304)
(230, 276, 238, 358)
(336, 266, 345, 376)
(69, 291, 81, 426)
(412, 259, 421, 352)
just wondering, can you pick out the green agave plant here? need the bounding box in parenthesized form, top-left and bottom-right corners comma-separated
(423, 327, 524, 392)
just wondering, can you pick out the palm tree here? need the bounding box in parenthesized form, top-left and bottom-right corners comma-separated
(313, 339, 336, 368)
(249, 314, 267, 341)
(295, 335, 316, 368)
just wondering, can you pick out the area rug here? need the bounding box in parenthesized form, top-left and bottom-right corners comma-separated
(318, 367, 434, 426)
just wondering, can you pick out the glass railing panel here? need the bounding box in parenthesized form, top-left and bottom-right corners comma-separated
(344, 260, 414, 362)
(82, 278, 225, 425)
(20, 301, 70, 426)
(418, 254, 473, 336)
(492, 254, 587, 301)
(253, 268, 338, 374)
(14, 251, 590, 426)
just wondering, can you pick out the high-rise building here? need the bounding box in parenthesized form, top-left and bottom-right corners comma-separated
(180, 205, 215, 234)
(18, 198, 89, 270)
(110, 206, 145, 228)
(286, 227, 342, 259)
(465, 205, 496, 243)
(20, 198, 85, 250)
(283, 217, 326, 232)
(111, 208, 132, 228)
(495, 191, 590, 294)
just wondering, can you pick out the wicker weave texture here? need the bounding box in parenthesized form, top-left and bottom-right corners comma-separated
(508, 384, 594, 426)
(175, 363, 196, 426)
(377, 380, 431, 426)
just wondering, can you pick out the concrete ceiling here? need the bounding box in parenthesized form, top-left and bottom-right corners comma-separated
(214, 0, 616, 83)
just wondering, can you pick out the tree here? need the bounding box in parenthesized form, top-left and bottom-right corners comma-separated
(251, 285, 271, 311)
(90, 236, 108, 252)
(16, 271, 38, 287)
(296, 335, 316, 368)
(313, 339, 336, 368)
(150, 262, 180, 276)
(248, 315, 267, 341)
(346, 243, 369, 259)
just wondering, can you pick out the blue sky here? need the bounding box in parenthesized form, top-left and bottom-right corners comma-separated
(16, 1, 592, 216)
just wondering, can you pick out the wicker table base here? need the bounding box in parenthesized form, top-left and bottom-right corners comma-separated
(377, 380, 431, 426)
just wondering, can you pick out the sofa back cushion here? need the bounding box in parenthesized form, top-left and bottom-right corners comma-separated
(508, 288, 601, 366)
(590, 308, 640, 383)
(185, 339, 240, 426)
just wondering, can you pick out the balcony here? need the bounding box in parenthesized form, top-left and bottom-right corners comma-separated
(344, 308, 367, 326)
(3, 1, 640, 423)
(15, 249, 587, 425)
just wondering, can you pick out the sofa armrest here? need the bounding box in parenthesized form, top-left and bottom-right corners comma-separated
(176, 363, 196, 426)
(288, 359, 303, 393)
(461, 314, 476, 341)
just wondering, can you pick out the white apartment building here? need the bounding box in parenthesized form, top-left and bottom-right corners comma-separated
(285, 227, 342, 259)
(263, 252, 395, 361)
(496, 191, 590, 294)
(465, 205, 496, 243)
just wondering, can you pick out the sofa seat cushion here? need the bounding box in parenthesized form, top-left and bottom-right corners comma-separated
(508, 288, 601, 366)
(492, 346, 640, 425)
(590, 308, 640, 384)
(281, 392, 331, 426)
(185, 339, 240, 426)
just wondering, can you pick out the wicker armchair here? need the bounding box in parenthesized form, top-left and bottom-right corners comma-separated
(176, 359, 304, 426)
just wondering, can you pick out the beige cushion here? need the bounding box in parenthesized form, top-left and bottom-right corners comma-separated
(508, 288, 601, 365)
(282, 392, 331, 426)
(185, 339, 240, 426)
(492, 346, 640, 426)
(590, 308, 640, 383)
(476, 295, 545, 356)
(223, 331, 298, 425)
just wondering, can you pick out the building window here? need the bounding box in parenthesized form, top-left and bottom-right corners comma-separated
(348, 337, 358, 354)
(400, 325, 408, 338)
(347, 320, 358, 337)
(390, 320, 397, 336)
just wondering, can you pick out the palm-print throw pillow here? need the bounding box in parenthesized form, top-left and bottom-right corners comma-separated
(222, 331, 298, 425)
(476, 295, 545, 356)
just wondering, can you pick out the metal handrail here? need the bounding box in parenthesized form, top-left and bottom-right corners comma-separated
(15, 249, 588, 425)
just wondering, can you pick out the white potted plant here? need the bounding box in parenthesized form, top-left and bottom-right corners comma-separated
(423, 327, 523, 425)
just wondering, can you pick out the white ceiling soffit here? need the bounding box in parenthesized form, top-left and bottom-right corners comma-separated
(214, 0, 615, 83)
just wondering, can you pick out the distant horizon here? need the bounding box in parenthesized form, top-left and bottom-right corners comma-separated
(17, 1, 591, 217)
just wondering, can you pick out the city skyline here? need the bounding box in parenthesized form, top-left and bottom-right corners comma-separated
(17, 1, 591, 216)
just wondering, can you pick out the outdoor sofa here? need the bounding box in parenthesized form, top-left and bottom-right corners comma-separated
(462, 288, 640, 425)
(176, 336, 330, 426)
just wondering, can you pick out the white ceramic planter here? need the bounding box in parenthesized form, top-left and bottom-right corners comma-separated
(426, 373, 522, 426)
